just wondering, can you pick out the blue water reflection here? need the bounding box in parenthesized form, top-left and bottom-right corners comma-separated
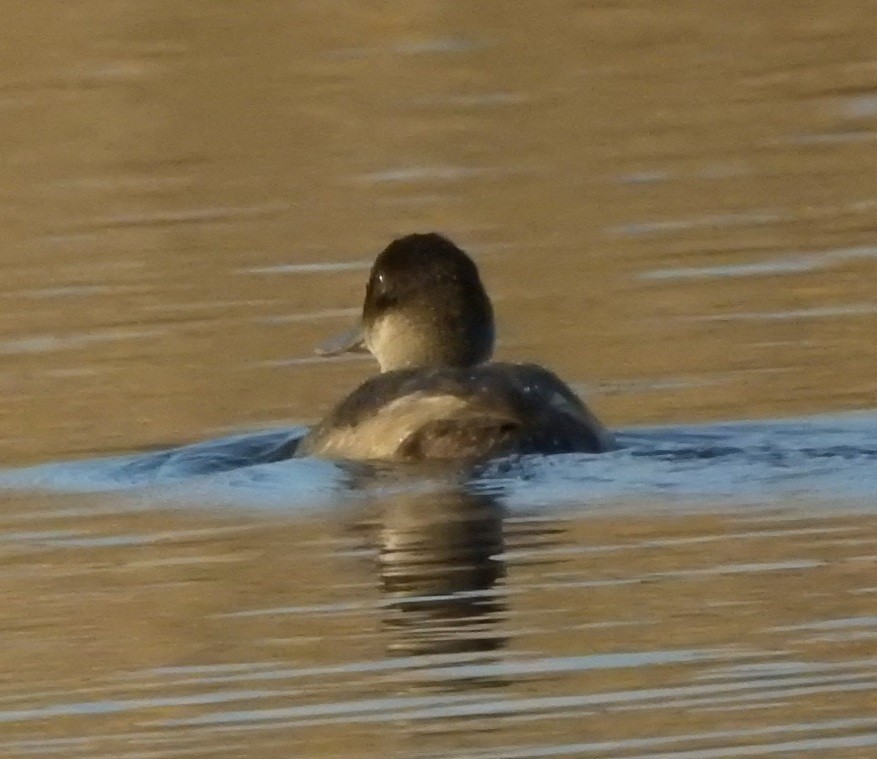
(1, 412, 874, 511)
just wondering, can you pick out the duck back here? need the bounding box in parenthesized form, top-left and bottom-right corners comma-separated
(297, 363, 613, 462)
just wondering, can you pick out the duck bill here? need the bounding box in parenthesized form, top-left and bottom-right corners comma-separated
(315, 324, 368, 356)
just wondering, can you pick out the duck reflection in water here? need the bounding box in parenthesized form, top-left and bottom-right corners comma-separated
(341, 478, 511, 754)
(369, 484, 506, 660)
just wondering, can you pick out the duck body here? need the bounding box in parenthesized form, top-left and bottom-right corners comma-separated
(297, 232, 613, 463)
(297, 362, 612, 461)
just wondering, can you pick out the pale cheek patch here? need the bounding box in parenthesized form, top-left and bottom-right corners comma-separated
(367, 314, 426, 372)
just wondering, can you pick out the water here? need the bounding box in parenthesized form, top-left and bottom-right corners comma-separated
(1, 1, 876, 757)
(1, 412, 876, 506)
(1, 465, 876, 758)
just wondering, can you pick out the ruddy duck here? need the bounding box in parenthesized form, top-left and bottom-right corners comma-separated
(296, 233, 613, 461)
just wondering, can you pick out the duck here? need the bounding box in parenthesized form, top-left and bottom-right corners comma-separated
(296, 233, 613, 462)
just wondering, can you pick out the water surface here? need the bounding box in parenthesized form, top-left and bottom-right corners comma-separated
(0, 1, 875, 757)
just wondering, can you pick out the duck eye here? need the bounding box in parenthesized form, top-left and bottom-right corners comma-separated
(367, 272, 382, 296)
(366, 271, 396, 312)
(373, 271, 393, 298)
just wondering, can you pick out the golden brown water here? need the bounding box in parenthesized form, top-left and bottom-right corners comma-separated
(0, 1, 875, 757)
